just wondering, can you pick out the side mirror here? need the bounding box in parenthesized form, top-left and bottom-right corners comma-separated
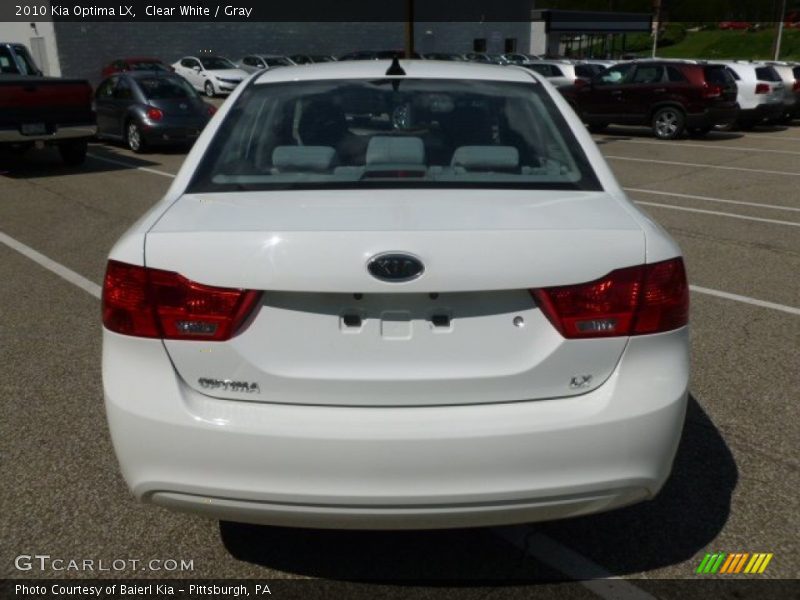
(193, 66, 201, 73)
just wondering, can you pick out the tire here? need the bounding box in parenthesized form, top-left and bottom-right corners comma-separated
(58, 139, 88, 166)
(651, 107, 685, 140)
(587, 122, 609, 134)
(204, 81, 215, 97)
(687, 126, 711, 138)
(125, 120, 146, 153)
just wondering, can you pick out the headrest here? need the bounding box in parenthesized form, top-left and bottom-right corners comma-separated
(366, 136, 425, 165)
(451, 146, 519, 170)
(272, 146, 335, 172)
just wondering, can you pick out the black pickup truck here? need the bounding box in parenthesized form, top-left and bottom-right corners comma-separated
(0, 42, 96, 165)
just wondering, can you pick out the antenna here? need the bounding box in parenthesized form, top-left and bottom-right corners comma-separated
(386, 55, 406, 76)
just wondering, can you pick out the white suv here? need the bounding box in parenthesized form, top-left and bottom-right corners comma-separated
(102, 60, 689, 530)
(764, 62, 800, 122)
(722, 61, 785, 128)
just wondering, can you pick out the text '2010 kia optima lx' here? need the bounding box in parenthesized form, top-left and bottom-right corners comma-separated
(102, 59, 689, 529)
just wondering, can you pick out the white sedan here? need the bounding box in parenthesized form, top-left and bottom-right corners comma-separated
(171, 55, 247, 97)
(102, 60, 690, 529)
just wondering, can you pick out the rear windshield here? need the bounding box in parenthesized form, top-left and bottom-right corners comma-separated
(704, 66, 735, 85)
(793, 66, 800, 80)
(188, 78, 602, 193)
(755, 66, 782, 82)
(138, 77, 199, 100)
(130, 61, 169, 72)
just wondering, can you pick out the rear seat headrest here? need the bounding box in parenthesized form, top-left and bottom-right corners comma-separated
(451, 146, 519, 170)
(366, 136, 425, 165)
(272, 146, 336, 172)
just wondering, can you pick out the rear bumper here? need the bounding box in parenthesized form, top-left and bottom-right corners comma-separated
(103, 327, 689, 529)
(740, 102, 787, 123)
(686, 105, 739, 128)
(141, 122, 205, 145)
(0, 124, 96, 144)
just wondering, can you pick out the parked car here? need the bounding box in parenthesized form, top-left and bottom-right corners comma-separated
(720, 61, 785, 128)
(764, 62, 800, 122)
(339, 50, 422, 60)
(423, 52, 467, 61)
(102, 59, 689, 530)
(290, 54, 336, 64)
(522, 60, 606, 88)
(561, 60, 739, 139)
(101, 57, 171, 79)
(501, 53, 538, 65)
(237, 54, 295, 73)
(94, 72, 215, 153)
(308, 55, 337, 63)
(464, 52, 507, 65)
(171, 56, 247, 97)
(0, 42, 95, 165)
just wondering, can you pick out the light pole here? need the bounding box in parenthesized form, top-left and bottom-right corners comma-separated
(651, 0, 662, 58)
(773, 0, 787, 60)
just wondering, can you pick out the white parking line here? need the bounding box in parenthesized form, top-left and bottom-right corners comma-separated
(495, 528, 657, 600)
(605, 155, 800, 177)
(624, 188, 800, 213)
(87, 153, 177, 179)
(635, 201, 800, 228)
(599, 138, 800, 156)
(690, 285, 800, 316)
(0, 231, 101, 299)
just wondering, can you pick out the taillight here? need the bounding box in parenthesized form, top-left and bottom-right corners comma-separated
(206, 104, 217, 116)
(793, 80, 800, 92)
(532, 257, 688, 339)
(755, 83, 770, 94)
(146, 107, 164, 121)
(702, 84, 723, 99)
(102, 261, 261, 341)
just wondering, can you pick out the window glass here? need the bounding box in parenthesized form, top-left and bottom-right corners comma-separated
(666, 66, 687, 82)
(137, 76, 199, 100)
(632, 66, 664, 84)
(96, 77, 117, 99)
(199, 56, 236, 70)
(597, 64, 633, 84)
(755, 66, 781, 82)
(188, 78, 601, 193)
(113, 78, 133, 100)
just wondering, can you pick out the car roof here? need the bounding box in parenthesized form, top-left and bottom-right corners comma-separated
(253, 60, 538, 84)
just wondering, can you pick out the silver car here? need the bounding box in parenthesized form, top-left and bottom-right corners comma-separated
(237, 54, 295, 73)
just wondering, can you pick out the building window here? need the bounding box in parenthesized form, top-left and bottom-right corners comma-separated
(473, 38, 487, 52)
(505, 38, 517, 53)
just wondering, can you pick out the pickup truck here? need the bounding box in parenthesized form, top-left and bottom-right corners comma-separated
(0, 42, 96, 165)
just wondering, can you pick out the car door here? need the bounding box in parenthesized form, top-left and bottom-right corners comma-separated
(578, 63, 634, 120)
(110, 76, 135, 135)
(181, 58, 203, 90)
(95, 76, 119, 136)
(625, 64, 668, 123)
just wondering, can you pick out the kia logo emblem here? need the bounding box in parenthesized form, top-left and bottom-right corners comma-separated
(367, 252, 424, 283)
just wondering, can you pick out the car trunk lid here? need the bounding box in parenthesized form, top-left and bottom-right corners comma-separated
(146, 189, 645, 407)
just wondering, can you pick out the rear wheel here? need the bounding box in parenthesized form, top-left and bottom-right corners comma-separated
(58, 139, 88, 166)
(125, 120, 146, 153)
(652, 107, 685, 140)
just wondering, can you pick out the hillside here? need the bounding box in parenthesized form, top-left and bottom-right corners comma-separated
(632, 28, 800, 61)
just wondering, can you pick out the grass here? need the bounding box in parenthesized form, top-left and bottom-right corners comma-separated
(632, 29, 800, 61)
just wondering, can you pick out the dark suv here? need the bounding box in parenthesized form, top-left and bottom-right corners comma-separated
(561, 60, 739, 139)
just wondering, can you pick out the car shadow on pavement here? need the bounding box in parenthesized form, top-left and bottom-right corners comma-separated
(219, 393, 736, 583)
(594, 127, 744, 142)
(0, 143, 172, 179)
